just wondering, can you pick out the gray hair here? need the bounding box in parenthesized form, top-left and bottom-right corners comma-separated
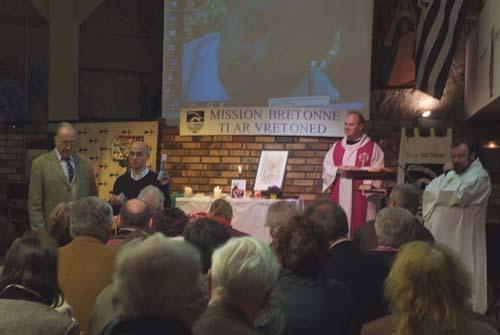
(54, 122, 76, 138)
(304, 200, 348, 241)
(388, 184, 421, 215)
(138, 185, 165, 212)
(265, 201, 301, 232)
(113, 233, 204, 325)
(211, 237, 280, 304)
(70, 196, 113, 242)
(374, 207, 416, 248)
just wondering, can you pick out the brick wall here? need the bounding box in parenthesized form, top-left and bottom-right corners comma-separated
(160, 127, 337, 202)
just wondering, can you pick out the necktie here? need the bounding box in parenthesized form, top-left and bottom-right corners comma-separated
(64, 158, 74, 183)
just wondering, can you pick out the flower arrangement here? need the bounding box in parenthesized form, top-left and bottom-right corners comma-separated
(265, 185, 282, 199)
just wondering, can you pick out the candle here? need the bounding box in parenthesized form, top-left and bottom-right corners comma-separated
(238, 165, 242, 174)
(184, 186, 193, 196)
(213, 186, 222, 199)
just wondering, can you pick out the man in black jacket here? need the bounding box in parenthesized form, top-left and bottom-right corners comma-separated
(305, 200, 390, 335)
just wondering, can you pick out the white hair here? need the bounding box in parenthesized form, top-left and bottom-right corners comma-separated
(69, 197, 112, 242)
(138, 185, 165, 212)
(211, 237, 280, 304)
(374, 207, 416, 248)
(112, 233, 204, 326)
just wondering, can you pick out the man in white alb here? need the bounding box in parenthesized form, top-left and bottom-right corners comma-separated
(423, 137, 491, 313)
(322, 111, 384, 237)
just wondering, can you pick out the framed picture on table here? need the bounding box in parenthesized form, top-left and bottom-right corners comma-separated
(231, 179, 246, 198)
(254, 151, 288, 191)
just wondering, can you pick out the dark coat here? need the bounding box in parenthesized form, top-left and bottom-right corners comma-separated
(322, 240, 391, 334)
(101, 317, 191, 335)
(275, 270, 353, 335)
(193, 302, 261, 335)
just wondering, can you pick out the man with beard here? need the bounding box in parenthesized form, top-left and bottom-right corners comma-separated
(423, 137, 491, 313)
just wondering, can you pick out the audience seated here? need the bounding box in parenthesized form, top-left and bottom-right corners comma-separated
(108, 199, 151, 246)
(265, 200, 302, 238)
(154, 207, 189, 238)
(0, 231, 79, 335)
(138, 185, 165, 213)
(58, 196, 117, 335)
(100, 234, 205, 335)
(271, 215, 353, 335)
(362, 242, 499, 335)
(305, 200, 390, 334)
(89, 232, 149, 335)
(208, 199, 247, 236)
(0, 214, 16, 274)
(193, 237, 280, 335)
(370, 207, 418, 267)
(354, 184, 421, 250)
(183, 217, 230, 273)
(48, 201, 75, 247)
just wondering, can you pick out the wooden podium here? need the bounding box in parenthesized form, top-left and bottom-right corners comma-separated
(337, 167, 397, 199)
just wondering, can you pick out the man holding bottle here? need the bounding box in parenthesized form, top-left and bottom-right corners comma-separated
(110, 141, 171, 213)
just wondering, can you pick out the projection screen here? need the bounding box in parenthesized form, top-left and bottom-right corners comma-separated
(162, 0, 374, 122)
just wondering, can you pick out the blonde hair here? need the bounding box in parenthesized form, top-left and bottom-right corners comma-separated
(386, 241, 471, 335)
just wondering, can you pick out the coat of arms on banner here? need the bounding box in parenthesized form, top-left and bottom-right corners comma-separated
(186, 110, 205, 133)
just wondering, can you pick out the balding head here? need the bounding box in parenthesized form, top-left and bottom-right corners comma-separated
(128, 142, 150, 172)
(119, 199, 151, 230)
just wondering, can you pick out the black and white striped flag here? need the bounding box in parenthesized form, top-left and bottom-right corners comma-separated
(415, 0, 467, 99)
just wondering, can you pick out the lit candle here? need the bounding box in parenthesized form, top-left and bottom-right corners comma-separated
(184, 186, 193, 196)
(213, 186, 222, 199)
(238, 165, 242, 174)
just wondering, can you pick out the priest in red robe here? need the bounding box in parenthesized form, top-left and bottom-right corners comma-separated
(322, 111, 384, 237)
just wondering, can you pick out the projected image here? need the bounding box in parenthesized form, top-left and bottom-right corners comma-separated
(163, 0, 373, 111)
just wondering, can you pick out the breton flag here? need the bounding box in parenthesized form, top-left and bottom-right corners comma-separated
(415, 0, 467, 99)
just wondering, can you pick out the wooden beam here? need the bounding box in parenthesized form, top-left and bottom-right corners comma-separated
(30, 0, 50, 21)
(77, 0, 105, 23)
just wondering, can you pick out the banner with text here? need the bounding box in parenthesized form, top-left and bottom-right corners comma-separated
(180, 107, 346, 137)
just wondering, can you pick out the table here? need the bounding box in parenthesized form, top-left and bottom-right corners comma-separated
(176, 196, 304, 243)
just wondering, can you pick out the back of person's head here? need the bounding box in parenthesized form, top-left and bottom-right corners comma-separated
(209, 199, 233, 223)
(70, 196, 113, 243)
(138, 185, 165, 212)
(0, 231, 63, 306)
(386, 241, 470, 335)
(304, 200, 348, 242)
(119, 199, 151, 231)
(374, 207, 416, 248)
(271, 215, 328, 277)
(388, 184, 420, 215)
(113, 233, 203, 326)
(265, 201, 301, 235)
(153, 207, 189, 237)
(183, 217, 230, 273)
(0, 214, 16, 263)
(48, 201, 75, 247)
(211, 237, 280, 306)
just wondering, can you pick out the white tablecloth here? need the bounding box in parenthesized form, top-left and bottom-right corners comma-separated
(176, 197, 304, 243)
